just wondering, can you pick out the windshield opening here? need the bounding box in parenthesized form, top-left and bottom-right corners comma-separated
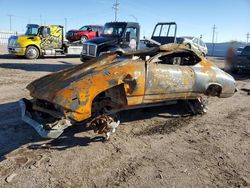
(25, 25, 39, 35)
(101, 23, 126, 37)
(79, 26, 88, 31)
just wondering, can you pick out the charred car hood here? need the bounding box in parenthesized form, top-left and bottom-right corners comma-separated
(86, 36, 118, 46)
(27, 54, 120, 102)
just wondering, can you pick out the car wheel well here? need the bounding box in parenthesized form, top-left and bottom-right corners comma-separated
(91, 84, 127, 116)
(80, 36, 88, 43)
(26, 45, 40, 53)
(205, 84, 222, 97)
(115, 51, 123, 56)
(186, 43, 191, 49)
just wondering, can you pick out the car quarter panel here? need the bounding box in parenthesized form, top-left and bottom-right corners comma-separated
(192, 58, 235, 97)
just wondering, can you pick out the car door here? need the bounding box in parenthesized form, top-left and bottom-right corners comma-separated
(143, 52, 195, 103)
(91, 26, 100, 38)
(87, 26, 96, 39)
(40, 26, 62, 50)
(40, 26, 54, 50)
(192, 38, 200, 52)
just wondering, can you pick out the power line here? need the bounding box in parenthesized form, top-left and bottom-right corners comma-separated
(64, 18, 68, 39)
(40, 15, 42, 25)
(130, 14, 138, 22)
(112, 0, 119, 21)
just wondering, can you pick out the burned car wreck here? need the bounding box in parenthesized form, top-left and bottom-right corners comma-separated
(19, 44, 236, 139)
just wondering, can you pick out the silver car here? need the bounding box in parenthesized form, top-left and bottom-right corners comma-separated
(178, 37, 208, 56)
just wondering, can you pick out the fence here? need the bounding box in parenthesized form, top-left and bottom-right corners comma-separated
(206, 42, 246, 57)
(0, 31, 18, 45)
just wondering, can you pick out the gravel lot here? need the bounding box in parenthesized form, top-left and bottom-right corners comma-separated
(0, 45, 249, 188)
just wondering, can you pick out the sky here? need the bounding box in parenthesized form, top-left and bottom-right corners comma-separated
(0, 0, 249, 43)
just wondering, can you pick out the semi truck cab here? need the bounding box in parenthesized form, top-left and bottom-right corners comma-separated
(8, 24, 82, 59)
(80, 22, 140, 61)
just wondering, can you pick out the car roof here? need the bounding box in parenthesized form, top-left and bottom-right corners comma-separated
(105, 22, 139, 27)
(180, 36, 195, 40)
(124, 43, 201, 61)
(81, 25, 103, 27)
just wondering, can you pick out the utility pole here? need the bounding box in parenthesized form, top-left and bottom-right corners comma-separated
(40, 15, 42, 25)
(112, 0, 119, 21)
(247, 32, 250, 44)
(212, 24, 217, 56)
(7, 14, 13, 31)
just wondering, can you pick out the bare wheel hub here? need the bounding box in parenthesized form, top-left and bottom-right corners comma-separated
(88, 114, 120, 140)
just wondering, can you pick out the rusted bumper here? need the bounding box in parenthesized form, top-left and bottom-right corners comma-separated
(19, 99, 64, 139)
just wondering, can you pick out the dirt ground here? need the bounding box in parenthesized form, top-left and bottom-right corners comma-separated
(0, 45, 249, 188)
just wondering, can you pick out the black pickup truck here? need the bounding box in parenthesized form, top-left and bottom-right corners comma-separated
(80, 22, 140, 61)
(80, 22, 178, 61)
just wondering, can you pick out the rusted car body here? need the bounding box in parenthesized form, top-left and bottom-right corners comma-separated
(19, 44, 236, 139)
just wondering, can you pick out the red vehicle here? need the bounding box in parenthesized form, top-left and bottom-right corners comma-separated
(66, 25, 103, 43)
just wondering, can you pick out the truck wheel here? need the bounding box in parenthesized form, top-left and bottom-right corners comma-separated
(25, 46, 39, 59)
(81, 36, 87, 43)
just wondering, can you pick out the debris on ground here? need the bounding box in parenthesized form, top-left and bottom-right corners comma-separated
(5, 173, 17, 183)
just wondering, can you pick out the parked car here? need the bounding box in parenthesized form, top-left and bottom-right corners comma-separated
(227, 45, 250, 73)
(66, 25, 103, 43)
(19, 44, 236, 139)
(177, 37, 208, 56)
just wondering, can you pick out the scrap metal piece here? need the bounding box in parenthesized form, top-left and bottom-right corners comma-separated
(19, 99, 68, 139)
(186, 97, 208, 115)
(88, 114, 120, 140)
(241, 88, 250, 95)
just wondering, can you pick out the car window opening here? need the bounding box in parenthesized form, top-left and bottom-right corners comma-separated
(158, 52, 199, 66)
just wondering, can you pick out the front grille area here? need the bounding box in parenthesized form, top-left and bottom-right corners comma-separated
(89, 44, 96, 56)
(82, 43, 97, 57)
(8, 39, 17, 48)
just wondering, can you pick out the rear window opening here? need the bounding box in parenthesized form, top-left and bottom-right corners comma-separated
(157, 51, 201, 66)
